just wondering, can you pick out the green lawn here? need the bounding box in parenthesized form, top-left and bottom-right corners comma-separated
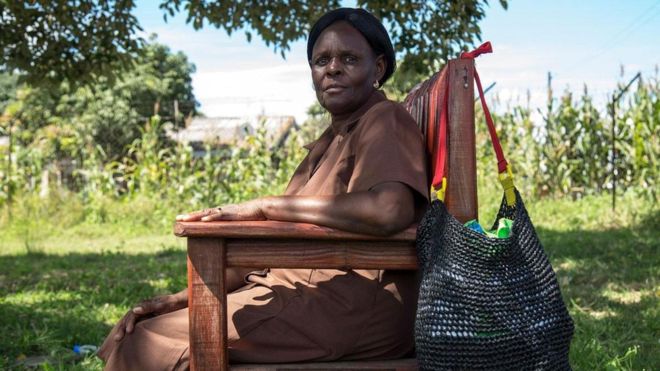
(0, 192, 658, 370)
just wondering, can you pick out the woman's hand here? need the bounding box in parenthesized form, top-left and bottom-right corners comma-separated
(176, 199, 267, 222)
(113, 289, 188, 341)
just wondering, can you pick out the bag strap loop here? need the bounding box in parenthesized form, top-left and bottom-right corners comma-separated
(460, 41, 493, 59)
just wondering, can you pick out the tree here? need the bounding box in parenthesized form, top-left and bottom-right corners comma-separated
(4, 40, 197, 161)
(0, 0, 142, 86)
(126, 38, 197, 124)
(1, 0, 506, 85)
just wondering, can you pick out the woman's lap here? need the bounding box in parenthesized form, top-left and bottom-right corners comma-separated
(99, 273, 415, 370)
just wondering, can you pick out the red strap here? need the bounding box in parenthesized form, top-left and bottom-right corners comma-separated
(431, 70, 449, 188)
(460, 41, 493, 59)
(428, 72, 445, 188)
(473, 69, 508, 173)
(462, 41, 508, 173)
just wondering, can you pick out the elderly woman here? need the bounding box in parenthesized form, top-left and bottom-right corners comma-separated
(99, 8, 428, 369)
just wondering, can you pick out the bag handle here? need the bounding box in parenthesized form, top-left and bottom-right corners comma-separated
(432, 42, 516, 206)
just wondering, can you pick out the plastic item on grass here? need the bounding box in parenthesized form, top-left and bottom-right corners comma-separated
(73, 344, 98, 355)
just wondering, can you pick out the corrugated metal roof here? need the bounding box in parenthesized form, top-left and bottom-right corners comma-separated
(167, 115, 297, 145)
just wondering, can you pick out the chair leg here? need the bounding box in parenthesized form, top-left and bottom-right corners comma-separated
(188, 237, 228, 371)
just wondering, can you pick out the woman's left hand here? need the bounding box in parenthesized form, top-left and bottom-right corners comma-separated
(175, 199, 267, 222)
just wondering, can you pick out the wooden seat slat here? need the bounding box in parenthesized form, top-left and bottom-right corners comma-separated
(229, 358, 418, 370)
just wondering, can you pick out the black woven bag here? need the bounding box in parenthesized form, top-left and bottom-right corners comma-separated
(413, 43, 574, 370)
(415, 192, 574, 370)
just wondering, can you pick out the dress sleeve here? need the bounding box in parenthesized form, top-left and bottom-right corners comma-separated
(347, 101, 429, 202)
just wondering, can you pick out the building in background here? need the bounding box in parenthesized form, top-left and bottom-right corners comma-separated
(168, 115, 298, 157)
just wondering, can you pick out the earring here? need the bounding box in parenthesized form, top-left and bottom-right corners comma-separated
(373, 80, 380, 89)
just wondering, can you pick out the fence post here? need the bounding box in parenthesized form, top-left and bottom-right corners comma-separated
(610, 72, 641, 211)
(174, 99, 180, 126)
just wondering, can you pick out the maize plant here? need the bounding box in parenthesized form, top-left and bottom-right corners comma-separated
(476, 72, 657, 202)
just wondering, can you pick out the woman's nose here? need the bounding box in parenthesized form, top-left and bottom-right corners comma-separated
(327, 57, 342, 75)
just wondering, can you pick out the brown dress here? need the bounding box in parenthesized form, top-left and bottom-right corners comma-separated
(98, 90, 429, 370)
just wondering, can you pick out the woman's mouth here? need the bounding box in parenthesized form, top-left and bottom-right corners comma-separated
(324, 85, 346, 93)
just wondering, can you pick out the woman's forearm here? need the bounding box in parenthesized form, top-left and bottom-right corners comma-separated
(177, 182, 417, 236)
(259, 182, 415, 236)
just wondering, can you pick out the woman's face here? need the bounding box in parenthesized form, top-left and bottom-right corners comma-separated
(310, 21, 385, 117)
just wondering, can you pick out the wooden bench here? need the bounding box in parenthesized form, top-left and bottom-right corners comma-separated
(174, 58, 478, 371)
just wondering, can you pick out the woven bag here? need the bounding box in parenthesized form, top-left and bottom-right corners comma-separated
(414, 43, 574, 370)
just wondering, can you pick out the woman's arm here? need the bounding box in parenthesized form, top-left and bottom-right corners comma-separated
(176, 181, 416, 236)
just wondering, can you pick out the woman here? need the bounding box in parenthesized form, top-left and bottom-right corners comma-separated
(99, 8, 428, 369)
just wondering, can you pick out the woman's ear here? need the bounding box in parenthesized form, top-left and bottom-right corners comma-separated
(374, 54, 386, 83)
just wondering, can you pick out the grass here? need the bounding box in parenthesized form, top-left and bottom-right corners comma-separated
(0, 190, 658, 370)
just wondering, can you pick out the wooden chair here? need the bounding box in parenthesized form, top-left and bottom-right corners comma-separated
(174, 58, 478, 371)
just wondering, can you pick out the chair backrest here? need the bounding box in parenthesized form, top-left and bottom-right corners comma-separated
(400, 59, 478, 223)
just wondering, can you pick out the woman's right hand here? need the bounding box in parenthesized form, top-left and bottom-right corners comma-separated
(175, 199, 267, 222)
(113, 288, 188, 341)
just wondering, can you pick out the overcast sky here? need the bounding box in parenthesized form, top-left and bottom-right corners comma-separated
(134, 1, 660, 123)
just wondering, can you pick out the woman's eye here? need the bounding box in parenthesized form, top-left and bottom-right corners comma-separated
(343, 55, 358, 64)
(314, 57, 329, 66)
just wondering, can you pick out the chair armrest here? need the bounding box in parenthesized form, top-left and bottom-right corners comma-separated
(174, 220, 417, 241)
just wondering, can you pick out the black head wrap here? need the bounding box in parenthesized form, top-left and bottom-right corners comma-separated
(307, 8, 396, 86)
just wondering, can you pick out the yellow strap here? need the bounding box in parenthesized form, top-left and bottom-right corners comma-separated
(498, 165, 516, 206)
(433, 177, 448, 202)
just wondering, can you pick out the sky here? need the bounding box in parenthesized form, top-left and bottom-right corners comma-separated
(133, 1, 660, 124)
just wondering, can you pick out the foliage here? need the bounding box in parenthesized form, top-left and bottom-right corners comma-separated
(2, 66, 657, 213)
(476, 73, 658, 202)
(116, 116, 304, 210)
(0, 72, 17, 114)
(0, 39, 197, 192)
(8, 115, 307, 226)
(368, 0, 508, 78)
(0, 0, 142, 86)
(617, 76, 658, 202)
(1, 0, 506, 85)
(300, 101, 331, 143)
(124, 37, 197, 126)
(383, 61, 430, 99)
(161, 0, 507, 78)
